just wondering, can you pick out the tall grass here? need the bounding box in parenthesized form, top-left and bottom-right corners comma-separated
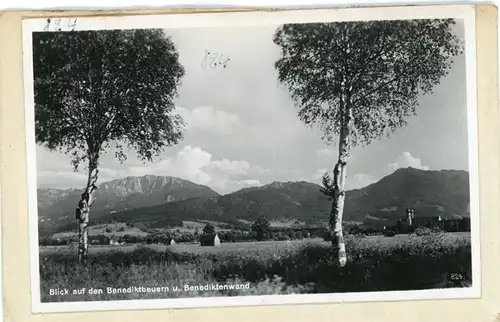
(39, 233, 472, 302)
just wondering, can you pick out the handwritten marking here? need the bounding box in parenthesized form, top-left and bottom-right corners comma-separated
(201, 50, 230, 70)
(43, 18, 77, 32)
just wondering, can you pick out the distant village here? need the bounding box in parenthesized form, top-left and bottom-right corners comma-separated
(384, 208, 471, 234)
(39, 207, 471, 248)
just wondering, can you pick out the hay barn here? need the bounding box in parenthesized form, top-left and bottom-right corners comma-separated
(165, 237, 176, 246)
(200, 233, 221, 247)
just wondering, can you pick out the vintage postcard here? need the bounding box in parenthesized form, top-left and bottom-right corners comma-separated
(21, 5, 480, 314)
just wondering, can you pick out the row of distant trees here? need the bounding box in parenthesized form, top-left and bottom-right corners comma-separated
(39, 229, 321, 247)
(39, 217, 322, 246)
(39, 218, 395, 247)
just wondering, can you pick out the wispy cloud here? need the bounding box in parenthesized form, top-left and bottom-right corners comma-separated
(388, 152, 430, 172)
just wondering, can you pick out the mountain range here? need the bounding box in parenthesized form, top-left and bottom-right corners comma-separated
(38, 175, 219, 234)
(37, 167, 471, 235)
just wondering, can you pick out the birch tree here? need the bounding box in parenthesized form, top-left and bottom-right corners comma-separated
(273, 19, 462, 267)
(33, 29, 185, 263)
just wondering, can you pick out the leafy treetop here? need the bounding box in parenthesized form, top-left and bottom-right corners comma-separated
(273, 19, 463, 147)
(33, 29, 186, 171)
(203, 223, 216, 234)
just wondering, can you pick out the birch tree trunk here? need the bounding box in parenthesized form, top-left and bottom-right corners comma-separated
(330, 159, 348, 267)
(77, 193, 89, 263)
(329, 77, 352, 268)
(77, 164, 99, 263)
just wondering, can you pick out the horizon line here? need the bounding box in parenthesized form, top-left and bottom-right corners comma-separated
(36, 166, 470, 195)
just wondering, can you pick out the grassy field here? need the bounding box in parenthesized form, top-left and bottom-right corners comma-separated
(40, 238, 325, 254)
(38, 231, 472, 302)
(39, 232, 471, 255)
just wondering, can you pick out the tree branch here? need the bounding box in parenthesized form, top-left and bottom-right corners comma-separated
(351, 55, 427, 106)
(349, 27, 430, 91)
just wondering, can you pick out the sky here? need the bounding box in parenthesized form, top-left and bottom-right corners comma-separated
(36, 19, 470, 194)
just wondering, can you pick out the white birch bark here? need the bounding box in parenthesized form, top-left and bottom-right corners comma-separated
(77, 166, 98, 263)
(329, 75, 352, 268)
(77, 194, 89, 263)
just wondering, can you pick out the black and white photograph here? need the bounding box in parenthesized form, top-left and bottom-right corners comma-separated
(22, 6, 480, 313)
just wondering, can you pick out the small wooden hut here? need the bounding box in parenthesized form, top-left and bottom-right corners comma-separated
(200, 233, 221, 247)
(165, 237, 176, 246)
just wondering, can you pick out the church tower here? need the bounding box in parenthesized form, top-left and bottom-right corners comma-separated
(406, 207, 415, 226)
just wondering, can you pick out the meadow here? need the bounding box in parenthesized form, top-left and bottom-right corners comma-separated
(39, 232, 472, 302)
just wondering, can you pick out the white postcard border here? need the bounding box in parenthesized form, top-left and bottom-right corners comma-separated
(22, 5, 480, 314)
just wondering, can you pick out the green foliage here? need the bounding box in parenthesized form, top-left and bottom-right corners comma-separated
(413, 227, 444, 237)
(90, 234, 111, 245)
(33, 29, 185, 171)
(394, 221, 413, 234)
(177, 232, 195, 243)
(40, 234, 110, 246)
(382, 230, 396, 237)
(273, 20, 462, 147)
(39, 237, 68, 246)
(122, 234, 135, 244)
(344, 223, 366, 237)
(251, 217, 271, 241)
(319, 172, 335, 200)
(203, 223, 216, 234)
